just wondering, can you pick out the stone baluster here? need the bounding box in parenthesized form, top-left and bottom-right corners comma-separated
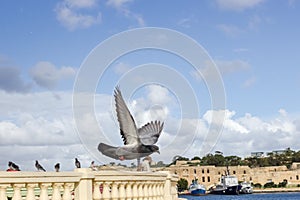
(26, 183, 37, 200)
(132, 183, 138, 200)
(0, 184, 10, 200)
(118, 182, 126, 200)
(62, 183, 73, 200)
(147, 183, 153, 200)
(39, 183, 51, 200)
(102, 181, 111, 200)
(158, 183, 164, 200)
(92, 182, 102, 200)
(137, 183, 144, 200)
(143, 183, 149, 200)
(125, 182, 132, 200)
(152, 183, 158, 200)
(52, 183, 63, 200)
(111, 181, 119, 200)
(12, 183, 25, 200)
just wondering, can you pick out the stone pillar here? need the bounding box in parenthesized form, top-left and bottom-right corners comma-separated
(143, 183, 149, 200)
(119, 182, 126, 200)
(12, 183, 25, 200)
(26, 183, 37, 200)
(62, 183, 73, 200)
(52, 183, 63, 200)
(137, 183, 144, 200)
(0, 184, 10, 200)
(93, 182, 102, 200)
(132, 183, 138, 200)
(125, 182, 132, 200)
(39, 183, 51, 200)
(102, 181, 111, 200)
(74, 168, 94, 200)
(111, 181, 119, 200)
(163, 173, 172, 200)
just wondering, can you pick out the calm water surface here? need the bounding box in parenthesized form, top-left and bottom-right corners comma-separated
(179, 192, 300, 200)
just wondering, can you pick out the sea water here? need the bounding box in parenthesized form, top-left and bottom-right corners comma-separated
(179, 192, 300, 200)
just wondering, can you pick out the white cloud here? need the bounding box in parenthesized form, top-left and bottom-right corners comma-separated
(55, 0, 101, 31)
(203, 110, 249, 134)
(1, 88, 300, 170)
(177, 17, 195, 28)
(30, 61, 76, 89)
(216, 0, 265, 11)
(243, 76, 256, 87)
(106, 0, 145, 27)
(106, 0, 133, 9)
(65, 0, 98, 8)
(215, 60, 250, 75)
(191, 59, 250, 82)
(0, 66, 32, 93)
(113, 62, 131, 75)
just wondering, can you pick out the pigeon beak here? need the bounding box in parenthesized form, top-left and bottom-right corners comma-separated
(156, 150, 160, 154)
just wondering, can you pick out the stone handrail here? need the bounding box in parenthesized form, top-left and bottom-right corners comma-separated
(0, 169, 179, 200)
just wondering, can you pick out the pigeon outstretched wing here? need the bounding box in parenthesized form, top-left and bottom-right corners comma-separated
(138, 121, 164, 145)
(98, 143, 120, 160)
(114, 87, 139, 145)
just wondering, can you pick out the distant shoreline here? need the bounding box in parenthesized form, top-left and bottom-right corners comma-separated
(254, 187, 300, 193)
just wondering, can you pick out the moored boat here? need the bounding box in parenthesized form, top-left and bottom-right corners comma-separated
(188, 179, 206, 195)
(239, 182, 253, 194)
(209, 174, 241, 195)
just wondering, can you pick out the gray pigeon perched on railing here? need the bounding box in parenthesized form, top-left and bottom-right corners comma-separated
(54, 163, 60, 172)
(75, 158, 81, 168)
(98, 87, 163, 165)
(35, 160, 46, 172)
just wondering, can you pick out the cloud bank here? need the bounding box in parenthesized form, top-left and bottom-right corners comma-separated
(1, 84, 300, 171)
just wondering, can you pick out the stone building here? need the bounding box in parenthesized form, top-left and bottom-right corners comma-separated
(163, 160, 300, 188)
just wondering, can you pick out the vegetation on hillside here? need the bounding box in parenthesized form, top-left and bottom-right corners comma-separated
(167, 148, 300, 169)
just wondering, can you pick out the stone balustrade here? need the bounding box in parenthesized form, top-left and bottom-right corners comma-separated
(0, 169, 179, 200)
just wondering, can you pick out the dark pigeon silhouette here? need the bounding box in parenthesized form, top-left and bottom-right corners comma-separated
(98, 87, 163, 164)
(75, 158, 81, 168)
(35, 160, 46, 172)
(8, 161, 21, 171)
(54, 163, 60, 172)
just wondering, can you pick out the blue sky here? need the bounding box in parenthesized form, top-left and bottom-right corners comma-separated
(1, 0, 300, 171)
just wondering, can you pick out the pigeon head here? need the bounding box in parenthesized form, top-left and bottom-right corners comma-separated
(150, 145, 160, 154)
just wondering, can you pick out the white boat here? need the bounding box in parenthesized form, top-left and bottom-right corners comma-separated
(210, 175, 241, 195)
(239, 182, 253, 194)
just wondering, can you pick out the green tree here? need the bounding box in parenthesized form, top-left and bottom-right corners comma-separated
(191, 156, 201, 161)
(177, 178, 188, 192)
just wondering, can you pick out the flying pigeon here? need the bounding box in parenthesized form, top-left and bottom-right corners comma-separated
(75, 158, 81, 168)
(54, 163, 60, 172)
(98, 87, 163, 164)
(35, 160, 46, 172)
(8, 161, 21, 171)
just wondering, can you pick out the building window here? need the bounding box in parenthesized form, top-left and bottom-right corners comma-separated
(244, 170, 246, 174)
(194, 169, 197, 174)
(250, 177, 252, 181)
(202, 169, 204, 173)
(207, 169, 210, 173)
(208, 176, 210, 182)
(202, 177, 205, 182)
(233, 171, 236, 174)
(218, 171, 221, 175)
(296, 175, 299, 180)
